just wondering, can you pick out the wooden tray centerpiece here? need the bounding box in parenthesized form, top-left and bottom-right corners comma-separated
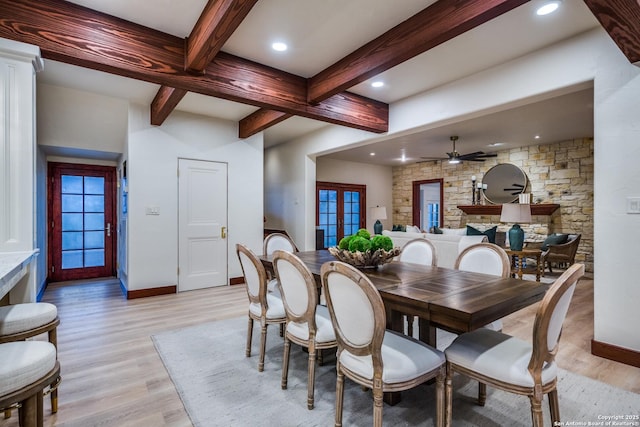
(328, 229, 400, 269)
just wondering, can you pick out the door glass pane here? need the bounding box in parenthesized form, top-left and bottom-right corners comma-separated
(61, 175, 83, 193)
(62, 250, 83, 269)
(84, 195, 104, 212)
(84, 213, 104, 230)
(84, 249, 105, 267)
(62, 232, 83, 250)
(62, 195, 83, 212)
(84, 177, 105, 195)
(62, 213, 83, 231)
(84, 231, 104, 249)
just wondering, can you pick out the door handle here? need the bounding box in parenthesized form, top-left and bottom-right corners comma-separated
(106, 223, 111, 237)
(221, 226, 226, 239)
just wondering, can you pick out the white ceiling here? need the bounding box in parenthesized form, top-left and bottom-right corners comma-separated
(38, 0, 601, 159)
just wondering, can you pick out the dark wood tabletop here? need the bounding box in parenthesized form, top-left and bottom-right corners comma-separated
(260, 249, 549, 346)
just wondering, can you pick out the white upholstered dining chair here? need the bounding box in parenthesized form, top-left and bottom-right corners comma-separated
(321, 260, 446, 427)
(398, 238, 437, 336)
(236, 243, 286, 372)
(273, 250, 337, 410)
(454, 242, 510, 332)
(263, 232, 299, 293)
(444, 263, 584, 427)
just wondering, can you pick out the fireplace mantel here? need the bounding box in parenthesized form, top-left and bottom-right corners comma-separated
(457, 204, 560, 216)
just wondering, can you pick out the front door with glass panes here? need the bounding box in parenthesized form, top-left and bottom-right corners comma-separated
(316, 182, 366, 248)
(48, 163, 117, 282)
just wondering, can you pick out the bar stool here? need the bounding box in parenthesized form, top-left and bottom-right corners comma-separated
(0, 303, 60, 418)
(0, 341, 60, 427)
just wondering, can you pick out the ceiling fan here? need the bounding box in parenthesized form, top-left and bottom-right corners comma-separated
(420, 136, 498, 164)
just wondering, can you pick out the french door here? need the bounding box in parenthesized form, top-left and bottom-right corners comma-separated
(316, 182, 366, 248)
(48, 163, 117, 282)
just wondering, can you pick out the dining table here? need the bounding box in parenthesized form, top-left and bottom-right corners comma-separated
(259, 249, 549, 404)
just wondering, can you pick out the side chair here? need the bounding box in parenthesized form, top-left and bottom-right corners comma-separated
(321, 260, 446, 427)
(398, 238, 438, 336)
(263, 232, 299, 293)
(445, 263, 585, 427)
(236, 243, 286, 372)
(453, 242, 511, 404)
(273, 250, 337, 410)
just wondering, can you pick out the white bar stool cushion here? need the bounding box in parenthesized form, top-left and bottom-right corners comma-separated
(249, 293, 285, 319)
(286, 304, 336, 344)
(445, 328, 557, 388)
(0, 341, 57, 396)
(0, 303, 58, 335)
(340, 330, 445, 384)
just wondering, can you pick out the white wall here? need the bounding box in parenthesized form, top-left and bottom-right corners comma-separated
(264, 28, 640, 352)
(37, 83, 127, 154)
(316, 157, 393, 233)
(127, 105, 263, 291)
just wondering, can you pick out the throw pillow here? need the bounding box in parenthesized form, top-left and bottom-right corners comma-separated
(540, 233, 569, 251)
(466, 225, 498, 244)
(406, 225, 421, 233)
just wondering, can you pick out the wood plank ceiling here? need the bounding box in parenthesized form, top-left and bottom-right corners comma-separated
(1, 0, 639, 139)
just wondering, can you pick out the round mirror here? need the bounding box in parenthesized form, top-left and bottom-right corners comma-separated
(482, 163, 528, 204)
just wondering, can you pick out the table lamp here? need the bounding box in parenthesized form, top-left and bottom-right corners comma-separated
(371, 206, 387, 235)
(500, 203, 531, 251)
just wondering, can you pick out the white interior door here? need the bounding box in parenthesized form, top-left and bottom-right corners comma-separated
(178, 159, 227, 291)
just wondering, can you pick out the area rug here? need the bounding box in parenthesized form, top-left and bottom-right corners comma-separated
(152, 316, 638, 427)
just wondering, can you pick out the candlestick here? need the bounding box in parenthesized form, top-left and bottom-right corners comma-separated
(471, 176, 476, 204)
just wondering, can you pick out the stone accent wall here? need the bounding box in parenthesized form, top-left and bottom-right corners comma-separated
(391, 138, 593, 272)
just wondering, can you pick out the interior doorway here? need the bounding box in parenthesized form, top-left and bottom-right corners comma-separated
(316, 181, 366, 247)
(48, 162, 117, 282)
(412, 179, 443, 231)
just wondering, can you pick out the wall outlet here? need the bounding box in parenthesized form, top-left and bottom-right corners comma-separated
(146, 206, 160, 215)
(627, 197, 640, 214)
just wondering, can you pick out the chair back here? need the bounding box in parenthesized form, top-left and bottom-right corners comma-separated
(273, 250, 318, 328)
(454, 242, 510, 278)
(528, 263, 584, 381)
(321, 261, 385, 362)
(399, 238, 437, 266)
(236, 244, 269, 308)
(264, 232, 298, 255)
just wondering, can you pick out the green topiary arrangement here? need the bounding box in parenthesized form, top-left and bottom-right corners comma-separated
(329, 229, 399, 268)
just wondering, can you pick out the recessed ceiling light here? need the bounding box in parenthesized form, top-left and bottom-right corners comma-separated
(271, 42, 287, 52)
(535, 135, 541, 139)
(371, 81, 384, 88)
(488, 142, 504, 147)
(536, 1, 561, 16)
(370, 152, 376, 156)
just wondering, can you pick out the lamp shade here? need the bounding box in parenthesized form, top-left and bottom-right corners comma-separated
(500, 203, 532, 224)
(371, 206, 387, 220)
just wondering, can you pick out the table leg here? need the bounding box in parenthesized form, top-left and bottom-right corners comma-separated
(418, 318, 436, 347)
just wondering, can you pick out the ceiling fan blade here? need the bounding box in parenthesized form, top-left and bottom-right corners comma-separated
(464, 158, 487, 162)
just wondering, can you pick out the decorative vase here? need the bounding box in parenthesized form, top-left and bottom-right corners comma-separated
(508, 224, 525, 251)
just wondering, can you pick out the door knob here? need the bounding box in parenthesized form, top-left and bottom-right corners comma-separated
(221, 226, 227, 239)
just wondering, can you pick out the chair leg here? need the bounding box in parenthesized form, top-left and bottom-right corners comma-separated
(281, 337, 291, 389)
(307, 345, 316, 410)
(19, 394, 38, 427)
(477, 382, 487, 406)
(335, 364, 345, 427)
(372, 381, 383, 427)
(549, 389, 561, 424)
(529, 394, 545, 427)
(445, 364, 453, 427)
(436, 366, 445, 427)
(258, 322, 267, 372)
(245, 317, 254, 357)
(48, 327, 59, 413)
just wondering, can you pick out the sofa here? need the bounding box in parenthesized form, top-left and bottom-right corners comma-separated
(382, 229, 488, 269)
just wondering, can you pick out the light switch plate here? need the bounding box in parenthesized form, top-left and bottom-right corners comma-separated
(146, 206, 160, 215)
(627, 197, 640, 214)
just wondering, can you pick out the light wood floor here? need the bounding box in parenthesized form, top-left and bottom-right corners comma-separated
(2, 273, 638, 427)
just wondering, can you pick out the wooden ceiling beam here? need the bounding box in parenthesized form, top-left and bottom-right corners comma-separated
(151, 0, 258, 126)
(307, 0, 530, 104)
(583, 0, 640, 64)
(0, 0, 388, 134)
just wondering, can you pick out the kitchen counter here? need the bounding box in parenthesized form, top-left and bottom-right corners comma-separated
(0, 250, 39, 301)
